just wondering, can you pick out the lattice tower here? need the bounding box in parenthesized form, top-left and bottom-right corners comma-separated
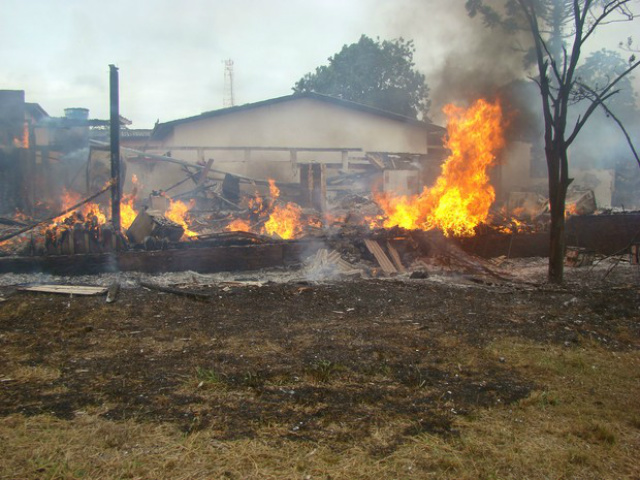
(223, 59, 235, 108)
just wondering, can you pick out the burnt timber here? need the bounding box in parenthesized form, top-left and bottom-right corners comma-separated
(1, 214, 639, 276)
(458, 213, 640, 258)
(0, 241, 311, 276)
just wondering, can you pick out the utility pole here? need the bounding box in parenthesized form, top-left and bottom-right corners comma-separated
(223, 59, 235, 108)
(109, 64, 121, 234)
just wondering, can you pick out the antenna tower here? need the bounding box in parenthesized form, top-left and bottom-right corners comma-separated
(223, 59, 235, 108)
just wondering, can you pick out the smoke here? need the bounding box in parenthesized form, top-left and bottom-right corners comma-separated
(373, 0, 532, 122)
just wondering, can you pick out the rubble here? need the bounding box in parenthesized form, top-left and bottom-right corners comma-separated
(126, 209, 184, 244)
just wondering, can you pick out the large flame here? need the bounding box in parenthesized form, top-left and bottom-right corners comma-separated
(264, 203, 303, 239)
(373, 98, 505, 237)
(264, 178, 303, 239)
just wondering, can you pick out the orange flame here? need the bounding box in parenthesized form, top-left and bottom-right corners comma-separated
(268, 178, 281, 199)
(56, 189, 107, 225)
(263, 179, 303, 239)
(373, 98, 505, 237)
(226, 179, 306, 239)
(226, 218, 253, 233)
(22, 122, 29, 149)
(121, 194, 138, 229)
(264, 202, 303, 239)
(166, 198, 198, 238)
(120, 174, 140, 229)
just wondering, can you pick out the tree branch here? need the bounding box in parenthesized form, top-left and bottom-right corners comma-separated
(567, 57, 640, 145)
(582, 0, 633, 45)
(577, 82, 640, 168)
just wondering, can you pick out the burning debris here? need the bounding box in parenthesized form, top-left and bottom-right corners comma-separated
(368, 99, 505, 236)
(1, 93, 639, 280)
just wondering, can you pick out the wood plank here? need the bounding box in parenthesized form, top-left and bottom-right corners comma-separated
(364, 239, 397, 275)
(19, 285, 107, 295)
(386, 242, 406, 273)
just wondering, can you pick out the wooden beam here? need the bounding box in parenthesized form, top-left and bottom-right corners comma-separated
(198, 158, 215, 186)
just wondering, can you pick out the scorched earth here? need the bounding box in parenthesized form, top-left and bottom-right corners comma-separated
(0, 260, 638, 479)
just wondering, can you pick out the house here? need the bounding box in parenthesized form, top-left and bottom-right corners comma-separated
(142, 92, 445, 193)
(0, 90, 51, 214)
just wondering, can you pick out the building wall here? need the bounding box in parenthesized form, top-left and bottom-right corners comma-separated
(154, 97, 429, 183)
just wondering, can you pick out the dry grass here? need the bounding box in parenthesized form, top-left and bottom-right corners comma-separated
(0, 339, 638, 479)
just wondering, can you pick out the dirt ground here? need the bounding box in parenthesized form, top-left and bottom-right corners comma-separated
(0, 259, 639, 478)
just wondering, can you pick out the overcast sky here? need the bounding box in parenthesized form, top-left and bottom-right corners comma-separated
(1, 0, 637, 128)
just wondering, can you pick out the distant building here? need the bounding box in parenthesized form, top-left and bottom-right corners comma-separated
(148, 92, 445, 184)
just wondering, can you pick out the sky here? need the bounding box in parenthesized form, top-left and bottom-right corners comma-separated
(1, 0, 637, 128)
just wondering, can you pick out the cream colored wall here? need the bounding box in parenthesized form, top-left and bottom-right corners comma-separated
(155, 98, 429, 182)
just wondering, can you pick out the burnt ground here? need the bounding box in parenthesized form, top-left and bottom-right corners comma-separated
(0, 274, 639, 453)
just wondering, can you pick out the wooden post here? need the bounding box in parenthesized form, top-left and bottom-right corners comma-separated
(109, 64, 121, 235)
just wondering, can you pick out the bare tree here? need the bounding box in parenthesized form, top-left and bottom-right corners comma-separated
(467, 0, 640, 283)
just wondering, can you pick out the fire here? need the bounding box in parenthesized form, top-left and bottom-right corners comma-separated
(268, 178, 280, 198)
(121, 194, 138, 229)
(57, 188, 107, 225)
(121, 174, 140, 229)
(22, 121, 29, 149)
(498, 217, 525, 234)
(223, 179, 305, 239)
(565, 204, 578, 217)
(262, 178, 303, 238)
(166, 198, 198, 238)
(373, 98, 505, 237)
(226, 218, 253, 233)
(264, 202, 303, 239)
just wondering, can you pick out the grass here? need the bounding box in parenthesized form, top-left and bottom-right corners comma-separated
(306, 359, 343, 383)
(0, 339, 638, 479)
(194, 366, 226, 386)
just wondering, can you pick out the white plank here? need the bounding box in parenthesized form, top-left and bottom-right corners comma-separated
(19, 285, 108, 295)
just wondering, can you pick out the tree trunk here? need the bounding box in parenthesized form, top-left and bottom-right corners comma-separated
(548, 197, 566, 283)
(546, 145, 569, 284)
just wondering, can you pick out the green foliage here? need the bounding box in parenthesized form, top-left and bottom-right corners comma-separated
(293, 35, 430, 119)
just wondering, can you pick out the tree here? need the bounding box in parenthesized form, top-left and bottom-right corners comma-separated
(576, 49, 638, 122)
(466, 0, 640, 283)
(293, 35, 430, 119)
